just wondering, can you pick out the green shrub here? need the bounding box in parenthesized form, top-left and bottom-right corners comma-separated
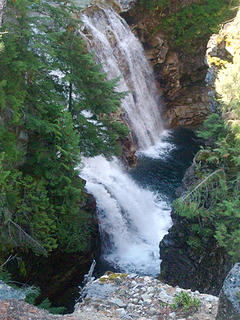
(171, 291, 200, 313)
(25, 286, 66, 314)
(138, 0, 238, 53)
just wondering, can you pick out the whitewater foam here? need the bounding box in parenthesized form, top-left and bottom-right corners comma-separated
(81, 155, 172, 276)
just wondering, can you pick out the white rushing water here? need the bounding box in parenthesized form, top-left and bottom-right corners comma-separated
(81, 6, 164, 150)
(80, 5, 172, 276)
(81, 156, 172, 276)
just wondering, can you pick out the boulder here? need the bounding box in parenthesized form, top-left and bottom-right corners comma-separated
(0, 281, 26, 301)
(217, 263, 240, 320)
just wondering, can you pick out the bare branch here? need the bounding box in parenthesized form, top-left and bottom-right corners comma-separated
(182, 168, 225, 201)
(8, 220, 47, 256)
(0, 254, 17, 269)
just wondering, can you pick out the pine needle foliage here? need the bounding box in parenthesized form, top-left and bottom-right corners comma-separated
(0, 0, 126, 263)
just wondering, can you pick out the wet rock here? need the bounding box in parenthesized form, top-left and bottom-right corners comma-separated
(217, 263, 240, 320)
(120, 134, 137, 167)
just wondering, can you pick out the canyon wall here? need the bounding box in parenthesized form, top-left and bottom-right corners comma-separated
(160, 9, 240, 295)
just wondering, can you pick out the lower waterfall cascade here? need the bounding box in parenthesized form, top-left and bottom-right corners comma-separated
(81, 154, 172, 276)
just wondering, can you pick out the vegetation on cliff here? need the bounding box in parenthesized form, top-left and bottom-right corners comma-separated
(138, 0, 238, 53)
(0, 0, 126, 299)
(173, 40, 240, 261)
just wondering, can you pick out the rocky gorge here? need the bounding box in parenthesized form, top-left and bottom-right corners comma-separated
(0, 0, 240, 319)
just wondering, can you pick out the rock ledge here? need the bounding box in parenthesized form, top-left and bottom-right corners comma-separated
(0, 273, 219, 319)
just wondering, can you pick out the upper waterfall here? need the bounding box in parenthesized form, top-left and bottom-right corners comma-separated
(81, 5, 164, 149)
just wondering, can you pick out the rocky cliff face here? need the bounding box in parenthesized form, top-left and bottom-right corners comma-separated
(159, 163, 232, 295)
(217, 264, 240, 320)
(122, 1, 211, 128)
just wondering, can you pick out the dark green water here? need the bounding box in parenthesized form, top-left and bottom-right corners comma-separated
(130, 127, 201, 203)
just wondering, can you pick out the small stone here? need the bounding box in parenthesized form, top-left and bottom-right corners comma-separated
(141, 293, 151, 301)
(143, 276, 151, 282)
(142, 299, 152, 305)
(147, 287, 154, 293)
(109, 298, 126, 308)
(115, 308, 126, 317)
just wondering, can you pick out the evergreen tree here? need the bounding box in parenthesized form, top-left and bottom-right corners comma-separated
(0, 0, 126, 260)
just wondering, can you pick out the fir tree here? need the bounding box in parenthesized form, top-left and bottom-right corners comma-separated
(0, 0, 126, 259)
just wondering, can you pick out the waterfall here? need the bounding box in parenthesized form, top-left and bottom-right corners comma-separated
(80, 5, 172, 276)
(81, 156, 171, 276)
(81, 5, 164, 149)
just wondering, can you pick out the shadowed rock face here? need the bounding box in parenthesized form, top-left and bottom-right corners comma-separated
(217, 264, 240, 320)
